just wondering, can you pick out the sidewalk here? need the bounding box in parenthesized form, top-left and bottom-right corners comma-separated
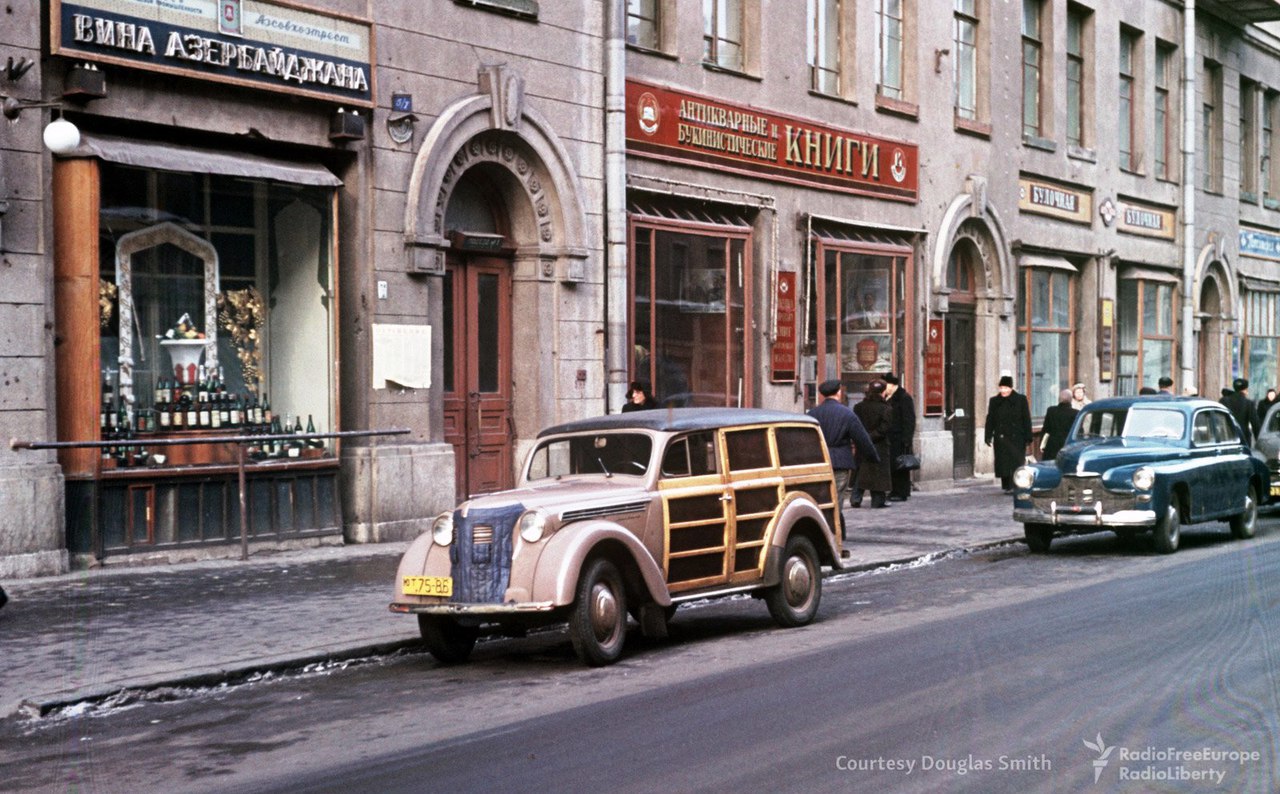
(0, 480, 1019, 719)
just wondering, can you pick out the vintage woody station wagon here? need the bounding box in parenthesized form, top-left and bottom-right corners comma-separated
(390, 408, 845, 666)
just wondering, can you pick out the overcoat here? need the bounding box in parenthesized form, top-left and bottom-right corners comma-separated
(853, 394, 893, 493)
(985, 390, 1032, 478)
(1039, 402, 1078, 461)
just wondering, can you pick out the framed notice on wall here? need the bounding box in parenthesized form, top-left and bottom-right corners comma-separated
(1099, 299, 1114, 382)
(924, 319, 944, 416)
(770, 271, 797, 382)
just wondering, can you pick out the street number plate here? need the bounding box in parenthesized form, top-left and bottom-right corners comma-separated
(403, 575, 453, 597)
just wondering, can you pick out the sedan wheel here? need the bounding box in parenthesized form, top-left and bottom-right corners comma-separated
(1152, 504, 1181, 554)
(765, 535, 822, 627)
(1023, 524, 1052, 554)
(1229, 484, 1259, 540)
(418, 615, 479, 665)
(569, 558, 627, 666)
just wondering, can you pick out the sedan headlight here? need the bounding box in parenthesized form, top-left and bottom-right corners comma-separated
(1012, 466, 1037, 490)
(1132, 467, 1155, 491)
(517, 510, 548, 543)
(431, 512, 455, 546)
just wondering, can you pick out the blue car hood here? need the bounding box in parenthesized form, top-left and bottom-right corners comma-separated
(1054, 438, 1188, 474)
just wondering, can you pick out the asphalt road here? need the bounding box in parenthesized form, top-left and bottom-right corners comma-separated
(4, 524, 1278, 793)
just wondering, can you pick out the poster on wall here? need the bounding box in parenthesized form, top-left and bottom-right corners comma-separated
(841, 334, 893, 374)
(770, 271, 797, 382)
(842, 269, 890, 331)
(924, 319, 944, 416)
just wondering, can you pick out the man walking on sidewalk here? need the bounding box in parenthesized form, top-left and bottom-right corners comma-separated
(883, 373, 916, 502)
(808, 379, 878, 540)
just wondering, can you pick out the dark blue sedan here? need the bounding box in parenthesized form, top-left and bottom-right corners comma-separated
(1012, 395, 1269, 554)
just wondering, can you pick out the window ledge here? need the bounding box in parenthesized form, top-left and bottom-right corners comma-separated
(1022, 135, 1057, 153)
(875, 94, 918, 120)
(1265, 197, 1280, 210)
(1120, 165, 1145, 177)
(809, 89, 857, 107)
(1240, 190, 1259, 204)
(954, 116, 991, 138)
(626, 43, 679, 61)
(453, 0, 538, 20)
(1156, 175, 1180, 185)
(702, 62, 761, 81)
(1066, 145, 1096, 163)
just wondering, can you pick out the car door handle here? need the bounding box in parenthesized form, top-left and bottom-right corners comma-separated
(720, 494, 734, 502)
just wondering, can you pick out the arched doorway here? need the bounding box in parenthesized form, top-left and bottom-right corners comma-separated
(945, 237, 979, 479)
(1198, 275, 1224, 399)
(442, 169, 513, 500)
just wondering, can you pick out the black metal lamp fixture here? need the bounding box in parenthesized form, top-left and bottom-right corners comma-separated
(63, 62, 107, 101)
(329, 107, 365, 143)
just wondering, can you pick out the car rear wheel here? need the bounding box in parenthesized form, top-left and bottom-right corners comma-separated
(1152, 504, 1181, 554)
(569, 558, 627, 666)
(418, 615, 479, 664)
(1230, 484, 1259, 540)
(1023, 524, 1052, 554)
(765, 535, 822, 627)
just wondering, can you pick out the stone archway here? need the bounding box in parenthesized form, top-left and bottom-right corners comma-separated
(1194, 253, 1235, 398)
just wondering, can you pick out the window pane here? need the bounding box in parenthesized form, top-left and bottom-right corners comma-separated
(1051, 272, 1072, 326)
(1031, 270, 1049, 326)
(1029, 330, 1070, 419)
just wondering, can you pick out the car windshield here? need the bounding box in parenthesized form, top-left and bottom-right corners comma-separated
(525, 433, 653, 480)
(1121, 408, 1186, 440)
(1072, 409, 1126, 440)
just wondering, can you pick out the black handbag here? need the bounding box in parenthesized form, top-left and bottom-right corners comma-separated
(893, 453, 921, 472)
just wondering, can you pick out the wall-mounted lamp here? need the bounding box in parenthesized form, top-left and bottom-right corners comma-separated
(63, 63, 107, 102)
(1, 94, 63, 121)
(43, 115, 81, 155)
(329, 107, 365, 143)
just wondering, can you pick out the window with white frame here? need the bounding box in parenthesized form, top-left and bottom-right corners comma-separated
(1245, 289, 1280, 394)
(1117, 279, 1177, 396)
(1016, 267, 1075, 421)
(954, 0, 978, 121)
(877, 0, 904, 100)
(627, 0, 660, 49)
(703, 0, 744, 71)
(1021, 0, 1044, 138)
(808, 0, 841, 95)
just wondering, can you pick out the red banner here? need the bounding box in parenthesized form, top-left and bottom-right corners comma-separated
(924, 319, 945, 416)
(770, 271, 798, 382)
(627, 80, 919, 202)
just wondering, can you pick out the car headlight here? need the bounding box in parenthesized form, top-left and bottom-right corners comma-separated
(1132, 467, 1155, 491)
(1012, 466, 1036, 490)
(431, 512, 454, 546)
(518, 510, 548, 543)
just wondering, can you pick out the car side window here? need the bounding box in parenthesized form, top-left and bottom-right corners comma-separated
(1210, 410, 1240, 444)
(1075, 409, 1126, 439)
(775, 426, 826, 467)
(661, 431, 718, 478)
(1192, 413, 1215, 446)
(725, 428, 773, 472)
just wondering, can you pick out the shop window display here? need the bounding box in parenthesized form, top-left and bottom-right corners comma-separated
(1015, 267, 1074, 421)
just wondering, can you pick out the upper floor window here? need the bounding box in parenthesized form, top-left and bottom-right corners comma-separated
(808, 0, 841, 95)
(1119, 28, 1139, 171)
(704, 0, 744, 71)
(877, 0, 905, 100)
(1154, 42, 1175, 180)
(954, 0, 978, 121)
(1065, 4, 1089, 149)
(1203, 60, 1223, 193)
(1265, 90, 1278, 203)
(1241, 79, 1258, 197)
(627, 0, 660, 50)
(1021, 0, 1044, 139)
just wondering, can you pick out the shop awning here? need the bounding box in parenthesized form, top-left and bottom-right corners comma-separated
(63, 134, 342, 187)
(1018, 254, 1076, 272)
(627, 195, 754, 230)
(1240, 276, 1280, 293)
(1118, 265, 1182, 284)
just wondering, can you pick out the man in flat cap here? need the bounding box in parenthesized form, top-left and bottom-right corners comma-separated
(808, 379, 878, 539)
(1222, 377, 1262, 446)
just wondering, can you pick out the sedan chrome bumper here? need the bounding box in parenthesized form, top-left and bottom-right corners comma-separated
(1013, 498, 1156, 528)
(389, 600, 557, 615)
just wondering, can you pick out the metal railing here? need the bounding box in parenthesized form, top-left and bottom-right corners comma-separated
(11, 428, 410, 560)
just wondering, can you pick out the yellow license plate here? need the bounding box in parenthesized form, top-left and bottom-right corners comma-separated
(403, 575, 452, 597)
(1271, 486, 1280, 497)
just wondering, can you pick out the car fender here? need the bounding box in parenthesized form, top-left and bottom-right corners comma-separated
(532, 520, 671, 608)
(767, 491, 844, 574)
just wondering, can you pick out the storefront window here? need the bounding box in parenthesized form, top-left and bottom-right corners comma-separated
(99, 163, 336, 438)
(1245, 289, 1280, 393)
(811, 242, 908, 400)
(1015, 268, 1074, 420)
(631, 222, 748, 407)
(1117, 279, 1176, 395)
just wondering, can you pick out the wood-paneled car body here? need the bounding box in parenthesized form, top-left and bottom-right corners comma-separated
(390, 408, 845, 666)
(1012, 396, 1269, 554)
(1254, 403, 1280, 500)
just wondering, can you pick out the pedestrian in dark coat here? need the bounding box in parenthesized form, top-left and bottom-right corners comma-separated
(1257, 388, 1278, 425)
(1039, 388, 1078, 462)
(852, 380, 893, 508)
(985, 375, 1032, 491)
(808, 379, 878, 539)
(883, 373, 917, 501)
(1221, 377, 1262, 446)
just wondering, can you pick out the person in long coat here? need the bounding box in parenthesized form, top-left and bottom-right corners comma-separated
(985, 375, 1032, 492)
(883, 373, 917, 501)
(852, 380, 894, 508)
(1039, 388, 1078, 462)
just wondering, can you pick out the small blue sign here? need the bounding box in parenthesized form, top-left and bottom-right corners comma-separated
(1240, 228, 1280, 261)
(392, 93, 413, 113)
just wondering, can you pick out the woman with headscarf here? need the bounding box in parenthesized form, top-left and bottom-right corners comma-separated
(1070, 383, 1091, 411)
(621, 381, 657, 412)
(986, 375, 1032, 492)
(852, 380, 894, 508)
(1040, 389, 1079, 461)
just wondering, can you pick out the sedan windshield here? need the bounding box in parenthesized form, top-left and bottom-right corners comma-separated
(526, 433, 653, 480)
(1121, 409, 1186, 440)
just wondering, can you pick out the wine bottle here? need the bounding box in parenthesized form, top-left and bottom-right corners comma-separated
(262, 393, 273, 424)
(157, 395, 171, 429)
(185, 393, 198, 429)
(306, 414, 322, 448)
(210, 393, 222, 429)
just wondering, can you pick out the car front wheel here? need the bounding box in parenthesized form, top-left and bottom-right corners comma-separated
(1023, 524, 1052, 554)
(569, 558, 627, 666)
(765, 535, 822, 627)
(1230, 484, 1259, 540)
(1152, 504, 1181, 554)
(418, 615, 479, 664)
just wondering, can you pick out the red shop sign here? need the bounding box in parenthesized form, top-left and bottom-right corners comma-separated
(924, 319, 945, 416)
(770, 271, 798, 382)
(627, 80, 919, 202)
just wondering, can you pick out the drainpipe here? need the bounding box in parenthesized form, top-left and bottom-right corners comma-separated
(1180, 1, 1197, 390)
(604, 0, 629, 413)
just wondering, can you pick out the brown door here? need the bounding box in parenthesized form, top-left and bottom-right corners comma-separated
(442, 256, 513, 500)
(946, 309, 976, 479)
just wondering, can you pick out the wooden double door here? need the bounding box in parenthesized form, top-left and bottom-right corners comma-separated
(443, 256, 513, 501)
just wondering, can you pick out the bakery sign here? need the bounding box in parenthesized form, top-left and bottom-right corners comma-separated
(51, 0, 373, 106)
(627, 80, 918, 201)
(1116, 199, 1176, 240)
(1017, 176, 1092, 225)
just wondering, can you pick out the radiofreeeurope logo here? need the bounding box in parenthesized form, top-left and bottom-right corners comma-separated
(1084, 733, 1259, 785)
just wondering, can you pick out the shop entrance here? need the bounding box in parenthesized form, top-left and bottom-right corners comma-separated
(442, 255, 513, 500)
(946, 308, 976, 479)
